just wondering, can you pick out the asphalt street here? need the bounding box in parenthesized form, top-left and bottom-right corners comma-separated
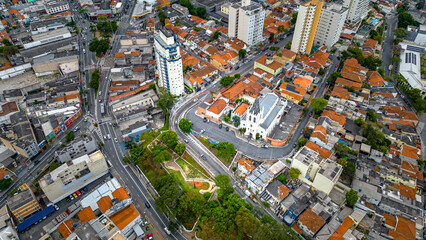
(381, 14, 398, 76)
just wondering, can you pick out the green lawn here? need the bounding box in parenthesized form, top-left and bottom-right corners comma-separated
(182, 152, 211, 178)
(198, 139, 231, 167)
(176, 158, 207, 179)
(168, 169, 207, 196)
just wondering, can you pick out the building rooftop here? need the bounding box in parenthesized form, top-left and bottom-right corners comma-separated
(298, 208, 326, 235)
(7, 188, 36, 211)
(109, 204, 139, 230)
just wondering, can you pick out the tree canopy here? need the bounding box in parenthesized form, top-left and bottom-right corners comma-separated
(398, 11, 417, 29)
(310, 98, 328, 114)
(288, 168, 301, 179)
(174, 143, 186, 156)
(156, 87, 176, 115)
(216, 142, 235, 160)
(214, 174, 234, 198)
(394, 28, 407, 38)
(220, 76, 235, 88)
(345, 189, 359, 207)
(162, 131, 178, 149)
(178, 118, 192, 133)
(89, 70, 100, 91)
(238, 49, 247, 59)
(0, 178, 12, 191)
(89, 37, 110, 57)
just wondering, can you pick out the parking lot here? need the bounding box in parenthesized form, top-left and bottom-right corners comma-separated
(269, 102, 303, 141)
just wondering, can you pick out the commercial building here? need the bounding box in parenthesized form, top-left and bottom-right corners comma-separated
(44, 0, 70, 14)
(7, 185, 41, 222)
(343, 0, 369, 23)
(314, 3, 348, 48)
(30, 16, 69, 35)
(154, 29, 184, 96)
(228, 0, 265, 46)
(398, 43, 426, 98)
(241, 93, 287, 140)
(24, 27, 72, 49)
(291, 0, 324, 54)
(55, 136, 97, 163)
(0, 111, 39, 159)
(39, 151, 109, 203)
(290, 147, 342, 194)
(110, 89, 159, 113)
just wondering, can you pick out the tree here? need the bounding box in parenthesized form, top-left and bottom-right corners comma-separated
(302, 127, 313, 138)
(398, 11, 417, 29)
(183, 65, 191, 74)
(366, 110, 378, 122)
(89, 71, 100, 91)
(288, 168, 301, 179)
(156, 87, 176, 115)
(238, 49, 247, 60)
(2, 39, 12, 46)
(232, 116, 240, 127)
(0, 178, 12, 190)
(373, 4, 380, 11)
(345, 189, 359, 207)
(337, 158, 348, 168)
(236, 208, 260, 237)
(152, 145, 172, 163)
(174, 143, 186, 156)
(89, 37, 110, 57)
(291, 13, 298, 24)
(378, 68, 385, 77)
(180, 0, 194, 11)
(65, 131, 75, 143)
(154, 175, 181, 214)
(297, 138, 308, 149)
(284, 41, 291, 49)
(234, 73, 241, 79)
(354, 118, 365, 127)
(276, 174, 287, 184)
(220, 76, 235, 88)
(178, 118, 192, 133)
(318, 68, 325, 75)
(310, 98, 328, 114)
(195, 7, 206, 18)
(214, 174, 234, 197)
(162, 131, 178, 149)
(269, 33, 274, 43)
(342, 50, 350, 58)
(216, 142, 235, 160)
(278, 25, 285, 32)
(158, 10, 166, 25)
(394, 28, 407, 38)
(212, 30, 221, 39)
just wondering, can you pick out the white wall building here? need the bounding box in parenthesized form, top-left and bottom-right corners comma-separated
(154, 29, 184, 96)
(228, 0, 265, 46)
(290, 147, 342, 194)
(398, 43, 426, 98)
(314, 3, 348, 48)
(44, 0, 70, 14)
(291, 0, 324, 54)
(343, 0, 369, 23)
(241, 93, 287, 140)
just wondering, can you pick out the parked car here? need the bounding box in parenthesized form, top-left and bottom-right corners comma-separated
(225, 127, 229, 131)
(262, 144, 269, 149)
(219, 124, 222, 129)
(54, 205, 59, 211)
(73, 193, 78, 198)
(200, 129, 205, 134)
(145, 201, 151, 208)
(184, 139, 188, 143)
(76, 190, 81, 196)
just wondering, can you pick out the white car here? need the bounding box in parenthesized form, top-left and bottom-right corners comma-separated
(107, 134, 111, 140)
(114, 138, 118, 143)
(201, 129, 205, 134)
(54, 205, 59, 211)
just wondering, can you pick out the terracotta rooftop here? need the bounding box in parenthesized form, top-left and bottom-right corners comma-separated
(279, 185, 291, 200)
(112, 187, 130, 202)
(401, 144, 418, 160)
(237, 157, 255, 172)
(97, 196, 113, 213)
(305, 141, 332, 159)
(58, 219, 74, 239)
(115, 52, 125, 58)
(207, 98, 227, 115)
(298, 208, 325, 234)
(78, 207, 96, 223)
(389, 216, 416, 240)
(334, 217, 353, 238)
(293, 77, 312, 89)
(0, 101, 18, 116)
(322, 110, 346, 126)
(233, 103, 249, 116)
(109, 204, 140, 230)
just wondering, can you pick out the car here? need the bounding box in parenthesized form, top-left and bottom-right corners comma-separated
(219, 124, 222, 129)
(70, 195, 74, 200)
(109, 122, 112, 126)
(84, 117, 88, 122)
(144, 220, 149, 226)
(164, 227, 171, 235)
(201, 129, 205, 134)
(141, 221, 146, 227)
(145, 201, 151, 208)
(262, 144, 269, 149)
(99, 99, 102, 103)
(200, 154, 207, 160)
(54, 205, 59, 211)
(114, 138, 118, 143)
(73, 193, 78, 198)
(107, 134, 111, 140)
(225, 126, 229, 131)
(66, 197, 71, 202)
(83, 187, 88, 192)
(184, 139, 188, 143)
(293, 144, 297, 148)
(83, 49, 86, 54)
(203, 117, 207, 123)
(99, 91, 102, 96)
(74, 127, 79, 132)
(76, 190, 81, 196)
(145, 233, 153, 239)
(104, 135, 107, 140)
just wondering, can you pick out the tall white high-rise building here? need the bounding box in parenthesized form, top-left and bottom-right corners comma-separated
(343, 0, 369, 23)
(291, 0, 324, 54)
(154, 29, 184, 96)
(228, 0, 265, 46)
(314, 3, 348, 48)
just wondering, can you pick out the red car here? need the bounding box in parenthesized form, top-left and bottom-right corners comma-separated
(145, 233, 153, 239)
(76, 190, 81, 196)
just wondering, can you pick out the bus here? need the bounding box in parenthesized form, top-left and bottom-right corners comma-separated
(100, 103, 105, 114)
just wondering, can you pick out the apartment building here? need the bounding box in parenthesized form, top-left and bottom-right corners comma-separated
(228, 0, 265, 46)
(154, 29, 184, 96)
(291, 0, 324, 54)
(7, 185, 41, 222)
(314, 3, 348, 48)
(343, 0, 369, 23)
(290, 147, 342, 194)
(40, 151, 109, 203)
(55, 136, 97, 163)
